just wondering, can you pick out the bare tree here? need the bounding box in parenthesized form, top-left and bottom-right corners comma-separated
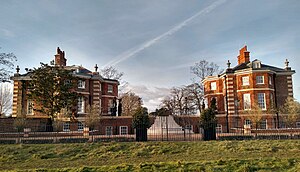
(0, 48, 17, 82)
(100, 66, 128, 93)
(190, 60, 223, 81)
(280, 97, 300, 128)
(245, 103, 263, 130)
(120, 91, 142, 116)
(85, 104, 101, 130)
(0, 83, 12, 117)
(184, 83, 204, 114)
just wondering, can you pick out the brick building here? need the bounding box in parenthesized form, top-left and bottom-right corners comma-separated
(202, 46, 295, 132)
(11, 47, 121, 131)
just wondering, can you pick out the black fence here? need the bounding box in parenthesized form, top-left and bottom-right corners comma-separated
(1, 116, 300, 144)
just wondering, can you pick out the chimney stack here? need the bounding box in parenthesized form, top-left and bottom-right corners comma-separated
(237, 45, 250, 65)
(54, 47, 67, 67)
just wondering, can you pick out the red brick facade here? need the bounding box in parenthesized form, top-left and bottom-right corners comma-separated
(202, 46, 295, 132)
(11, 47, 119, 122)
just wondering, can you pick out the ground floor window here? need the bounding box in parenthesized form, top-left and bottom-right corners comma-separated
(119, 126, 128, 135)
(260, 119, 267, 129)
(78, 122, 84, 131)
(63, 122, 70, 132)
(106, 126, 113, 135)
(216, 124, 222, 133)
(185, 125, 193, 131)
(296, 122, 300, 128)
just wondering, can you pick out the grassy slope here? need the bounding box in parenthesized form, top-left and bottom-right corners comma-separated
(1, 140, 300, 171)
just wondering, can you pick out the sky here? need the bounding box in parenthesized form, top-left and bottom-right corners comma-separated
(0, 0, 300, 112)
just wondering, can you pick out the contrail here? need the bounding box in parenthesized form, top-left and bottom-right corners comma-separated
(104, 0, 227, 67)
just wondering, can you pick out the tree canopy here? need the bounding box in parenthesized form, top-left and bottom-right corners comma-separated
(27, 63, 80, 120)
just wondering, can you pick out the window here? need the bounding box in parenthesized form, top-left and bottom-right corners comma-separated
(270, 93, 274, 107)
(185, 125, 193, 131)
(257, 93, 266, 110)
(120, 126, 128, 135)
(253, 61, 261, 68)
(260, 119, 267, 129)
(216, 124, 222, 133)
(245, 119, 252, 125)
(242, 76, 249, 86)
(224, 96, 227, 111)
(78, 122, 84, 131)
(63, 122, 70, 132)
(269, 76, 272, 85)
(296, 122, 300, 128)
(108, 85, 113, 93)
(27, 99, 34, 115)
(210, 82, 217, 90)
(256, 76, 264, 84)
(78, 80, 85, 89)
(243, 93, 251, 110)
(108, 99, 113, 114)
(78, 97, 85, 113)
(106, 126, 113, 135)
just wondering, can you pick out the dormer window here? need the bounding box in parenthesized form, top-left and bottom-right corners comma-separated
(210, 82, 217, 91)
(253, 60, 261, 69)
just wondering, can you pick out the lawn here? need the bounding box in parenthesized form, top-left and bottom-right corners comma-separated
(1, 140, 300, 171)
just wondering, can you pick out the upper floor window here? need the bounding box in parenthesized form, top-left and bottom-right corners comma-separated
(257, 93, 266, 110)
(108, 85, 113, 93)
(78, 80, 85, 89)
(242, 76, 249, 86)
(256, 76, 264, 84)
(78, 97, 85, 113)
(244, 119, 252, 126)
(27, 99, 34, 115)
(253, 61, 261, 68)
(269, 76, 272, 85)
(243, 93, 251, 110)
(210, 82, 217, 91)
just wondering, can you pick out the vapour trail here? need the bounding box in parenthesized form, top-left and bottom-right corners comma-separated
(104, 0, 227, 67)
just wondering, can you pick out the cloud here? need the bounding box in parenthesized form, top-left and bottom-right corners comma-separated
(122, 84, 171, 112)
(104, 0, 227, 67)
(0, 28, 15, 38)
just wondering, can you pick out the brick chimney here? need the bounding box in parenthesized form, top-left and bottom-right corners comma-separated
(237, 45, 250, 65)
(54, 47, 67, 66)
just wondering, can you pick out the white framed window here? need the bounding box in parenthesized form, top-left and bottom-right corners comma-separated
(257, 93, 266, 110)
(27, 99, 34, 115)
(106, 126, 113, 135)
(245, 119, 252, 125)
(256, 76, 264, 84)
(269, 76, 272, 85)
(120, 126, 128, 135)
(108, 99, 113, 114)
(210, 82, 217, 91)
(78, 97, 85, 113)
(243, 93, 251, 110)
(260, 119, 267, 129)
(108, 85, 113, 93)
(296, 122, 300, 128)
(216, 124, 222, 133)
(242, 76, 249, 86)
(253, 62, 261, 69)
(78, 122, 84, 131)
(63, 122, 70, 132)
(78, 80, 85, 89)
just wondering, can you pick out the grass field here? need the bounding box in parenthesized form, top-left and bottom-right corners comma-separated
(1, 140, 300, 171)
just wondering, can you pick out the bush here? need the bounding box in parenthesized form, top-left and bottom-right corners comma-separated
(21, 139, 53, 144)
(59, 138, 89, 143)
(218, 135, 254, 140)
(0, 140, 16, 144)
